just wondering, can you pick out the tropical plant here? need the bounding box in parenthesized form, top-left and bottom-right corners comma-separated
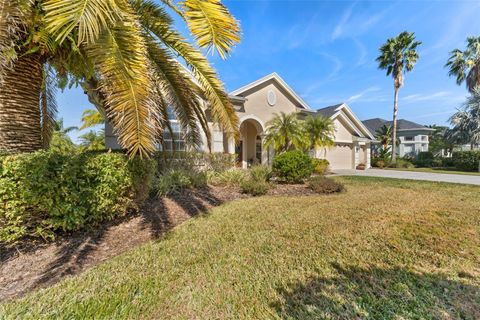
(78, 130, 105, 151)
(375, 124, 394, 151)
(303, 115, 335, 155)
(0, 0, 240, 157)
(263, 112, 306, 153)
(427, 125, 454, 155)
(48, 118, 78, 153)
(445, 36, 480, 93)
(308, 176, 344, 194)
(80, 109, 104, 130)
(446, 91, 480, 149)
(272, 150, 314, 183)
(377, 31, 421, 162)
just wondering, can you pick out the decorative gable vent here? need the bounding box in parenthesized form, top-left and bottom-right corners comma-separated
(267, 90, 277, 106)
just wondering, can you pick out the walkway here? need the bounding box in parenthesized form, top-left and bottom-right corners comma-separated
(332, 168, 480, 186)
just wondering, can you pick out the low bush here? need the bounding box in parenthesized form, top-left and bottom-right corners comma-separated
(207, 169, 247, 187)
(388, 158, 414, 169)
(312, 158, 330, 175)
(452, 151, 480, 171)
(417, 151, 434, 161)
(156, 169, 207, 197)
(128, 157, 157, 203)
(308, 176, 344, 194)
(249, 165, 272, 182)
(0, 151, 135, 244)
(272, 150, 314, 183)
(375, 159, 386, 169)
(240, 179, 270, 196)
(154, 151, 235, 173)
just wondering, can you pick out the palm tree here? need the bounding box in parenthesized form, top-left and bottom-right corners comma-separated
(445, 36, 480, 93)
(264, 112, 306, 153)
(79, 130, 106, 151)
(447, 91, 480, 149)
(375, 124, 393, 151)
(80, 109, 105, 130)
(377, 31, 421, 162)
(0, 0, 240, 157)
(303, 115, 335, 157)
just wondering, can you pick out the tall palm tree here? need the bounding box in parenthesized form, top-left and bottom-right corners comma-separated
(79, 130, 106, 151)
(0, 0, 240, 157)
(303, 115, 335, 156)
(447, 91, 480, 149)
(264, 112, 305, 153)
(375, 124, 393, 151)
(446, 36, 480, 93)
(79, 109, 105, 130)
(377, 31, 421, 162)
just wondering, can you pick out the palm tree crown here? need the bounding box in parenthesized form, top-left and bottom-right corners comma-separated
(263, 112, 305, 153)
(303, 115, 335, 151)
(446, 36, 480, 93)
(447, 91, 480, 148)
(0, 0, 241, 157)
(375, 124, 393, 151)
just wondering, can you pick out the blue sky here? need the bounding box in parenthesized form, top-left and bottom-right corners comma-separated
(60, 0, 480, 141)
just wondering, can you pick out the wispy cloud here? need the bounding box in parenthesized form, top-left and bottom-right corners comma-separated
(403, 91, 451, 102)
(347, 86, 381, 103)
(331, 3, 355, 41)
(353, 38, 368, 67)
(301, 52, 343, 96)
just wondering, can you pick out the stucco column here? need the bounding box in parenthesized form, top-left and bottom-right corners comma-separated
(242, 135, 247, 169)
(228, 137, 235, 154)
(366, 145, 371, 168)
(260, 134, 268, 165)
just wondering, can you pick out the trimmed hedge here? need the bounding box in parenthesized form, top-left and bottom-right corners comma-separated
(0, 151, 154, 244)
(272, 150, 314, 183)
(452, 151, 480, 171)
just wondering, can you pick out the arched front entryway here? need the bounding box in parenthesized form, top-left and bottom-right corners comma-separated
(237, 116, 265, 168)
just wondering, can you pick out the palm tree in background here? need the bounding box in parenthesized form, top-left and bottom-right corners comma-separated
(447, 91, 480, 149)
(303, 115, 335, 157)
(446, 36, 480, 93)
(0, 0, 240, 157)
(264, 112, 306, 153)
(375, 124, 394, 151)
(79, 130, 105, 151)
(79, 109, 105, 130)
(377, 31, 421, 162)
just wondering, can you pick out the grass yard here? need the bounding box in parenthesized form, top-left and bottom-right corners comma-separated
(2, 177, 479, 319)
(385, 167, 480, 176)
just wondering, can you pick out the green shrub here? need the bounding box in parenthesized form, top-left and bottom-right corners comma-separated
(249, 165, 272, 182)
(0, 151, 134, 244)
(240, 179, 270, 196)
(442, 157, 455, 167)
(375, 159, 386, 169)
(311, 158, 330, 175)
(308, 176, 344, 194)
(272, 150, 314, 183)
(414, 151, 435, 167)
(156, 169, 207, 197)
(154, 151, 235, 173)
(417, 151, 434, 161)
(388, 158, 414, 169)
(452, 151, 480, 171)
(128, 157, 157, 203)
(207, 169, 247, 187)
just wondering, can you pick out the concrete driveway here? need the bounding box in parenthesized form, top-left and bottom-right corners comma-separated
(332, 168, 480, 186)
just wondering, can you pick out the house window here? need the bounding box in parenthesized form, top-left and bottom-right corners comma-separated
(162, 121, 186, 152)
(256, 136, 262, 163)
(404, 136, 414, 141)
(421, 135, 428, 141)
(404, 144, 414, 154)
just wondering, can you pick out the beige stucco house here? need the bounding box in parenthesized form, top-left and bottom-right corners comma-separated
(106, 73, 374, 170)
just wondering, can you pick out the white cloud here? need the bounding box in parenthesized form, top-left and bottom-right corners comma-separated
(331, 3, 355, 40)
(347, 86, 381, 103)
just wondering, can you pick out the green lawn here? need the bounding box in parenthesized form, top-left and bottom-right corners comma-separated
(2, 177, 479, 319)
(385, 167, 480, 176)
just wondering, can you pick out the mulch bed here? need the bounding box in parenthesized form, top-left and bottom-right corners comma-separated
(0, 184, 314, 302)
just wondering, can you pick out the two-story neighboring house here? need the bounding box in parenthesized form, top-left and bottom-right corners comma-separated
(362, 118, 435, 157)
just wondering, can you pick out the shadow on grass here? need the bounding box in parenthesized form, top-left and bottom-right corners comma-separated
(20, 187, 222, 297)
(272, 263, 479, 320)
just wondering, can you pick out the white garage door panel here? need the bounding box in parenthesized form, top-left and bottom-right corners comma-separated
(326, 145, 353, 170)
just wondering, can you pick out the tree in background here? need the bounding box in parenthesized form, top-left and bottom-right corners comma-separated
(446, 36, 480, 93)
(446, 91, 480, 150)
(264, 113, 305, 153)
(0, 0, 240, 157)
(427, 125, 454, 155)
(80, 109, 105, 130)
(49, 119, 78, 153)
(79, 130, 105, 151)
(375, 125, 394, 151)
(303, 115, 335, 157)
(377, 31, 421, 162)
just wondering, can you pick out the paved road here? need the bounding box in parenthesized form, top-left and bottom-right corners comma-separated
(332, 168, 480, 186)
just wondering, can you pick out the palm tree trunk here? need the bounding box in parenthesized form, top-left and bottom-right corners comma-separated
(391, 86, 399, 162)
(0, 56, 43, 153)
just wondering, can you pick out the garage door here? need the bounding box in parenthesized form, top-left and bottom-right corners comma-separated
(325, 144, 353, 170)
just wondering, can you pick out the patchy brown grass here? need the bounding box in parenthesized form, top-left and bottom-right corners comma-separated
(1, 177, 479, 319)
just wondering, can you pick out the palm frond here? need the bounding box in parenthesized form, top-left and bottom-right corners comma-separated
(133, 0, 238, 141)
(40, 65, 58, 148)
(180, 0, 240, 59)
(0, 0, 30, 81)
(86, 6, 157, 157)
(43, 0, 122, 45)
(80, 108, 105, 130)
